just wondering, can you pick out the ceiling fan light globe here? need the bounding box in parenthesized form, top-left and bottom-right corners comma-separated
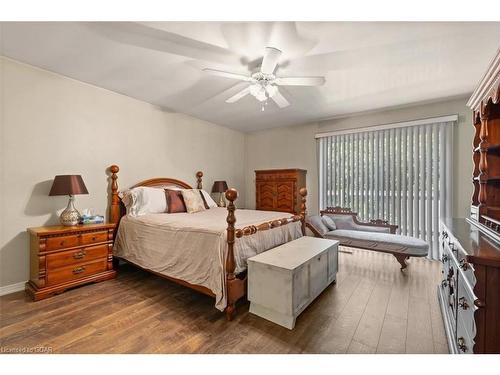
(249, 84, 261, 97)
(255, 90, 267, 102)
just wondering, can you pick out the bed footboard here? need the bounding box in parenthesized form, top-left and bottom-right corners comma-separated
(223, 187, 307, 320)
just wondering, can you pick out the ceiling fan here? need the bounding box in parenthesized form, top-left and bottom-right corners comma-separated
(203, 47, 326, 110)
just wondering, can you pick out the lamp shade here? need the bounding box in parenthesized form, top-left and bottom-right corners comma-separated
(211, 180, 228, 193)
(49, 175, 88, 196)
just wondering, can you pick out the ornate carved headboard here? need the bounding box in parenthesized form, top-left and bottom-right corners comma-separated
(108, 165, 203, 225)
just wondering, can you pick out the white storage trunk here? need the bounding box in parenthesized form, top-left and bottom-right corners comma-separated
(247, 236, 339, 329)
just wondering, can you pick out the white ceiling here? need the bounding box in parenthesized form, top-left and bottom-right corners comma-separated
(1, 22, 500, 132)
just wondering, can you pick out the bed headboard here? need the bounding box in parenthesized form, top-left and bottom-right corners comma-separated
(108, 165, 203, 225)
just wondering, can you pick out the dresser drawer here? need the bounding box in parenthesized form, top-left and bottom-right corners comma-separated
(46, 244, 109, 270)
(80, 231, 109, 245)
(457, 273, 478, 340)
(457, 256, 476, 287)
(46, 258, 108, 286)
(456, 314, 474, 354)
(45, 235, 79, 251)
(256, 172, 298, 181)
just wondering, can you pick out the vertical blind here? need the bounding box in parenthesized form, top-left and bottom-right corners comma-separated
(317, 118, 454, 260)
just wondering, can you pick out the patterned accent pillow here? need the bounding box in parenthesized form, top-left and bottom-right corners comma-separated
(165, 189, 187, 213)
(181, 189, 207, 214)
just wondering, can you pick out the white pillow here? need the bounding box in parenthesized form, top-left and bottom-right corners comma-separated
(119, 187, 167, 216)
(201, 189, 218, 208)
(321, 215, 337, 231)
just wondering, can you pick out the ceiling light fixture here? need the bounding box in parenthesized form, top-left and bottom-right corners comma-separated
(203, 46, 326, 110)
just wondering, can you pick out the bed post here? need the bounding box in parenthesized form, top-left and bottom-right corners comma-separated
(299, 187, 308, 235)
(224, 188, 238, 321)
(196, 171, 203, 189)
(109, 165, 121, 225)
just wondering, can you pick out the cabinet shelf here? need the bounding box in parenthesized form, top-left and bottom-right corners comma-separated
(472, 176, 500, 182)
(473, 144, 500, 153)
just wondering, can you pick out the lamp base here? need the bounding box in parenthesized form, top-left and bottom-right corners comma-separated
(60, 195, 81, 226)
(218, 193, 226, 207)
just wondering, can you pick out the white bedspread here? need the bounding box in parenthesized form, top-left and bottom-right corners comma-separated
(113, 208, 302, 310)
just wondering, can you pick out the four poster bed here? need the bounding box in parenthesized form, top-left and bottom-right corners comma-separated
(108, 165, 307, 320)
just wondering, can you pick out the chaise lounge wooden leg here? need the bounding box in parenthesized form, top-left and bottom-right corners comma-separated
(394, 254, 409, 270)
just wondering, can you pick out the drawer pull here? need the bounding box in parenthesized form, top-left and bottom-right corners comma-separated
(72, 266, 86, 275)
(460, 259, 469, 271)
(457, 337, 467, 353)
(91, 236, 97, 241)
(458, 297, 469, 310)
(73, 250, 87, 260)
(60, 241, 65, 246)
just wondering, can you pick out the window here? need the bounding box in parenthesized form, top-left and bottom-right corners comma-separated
(317, 116, 455, 259)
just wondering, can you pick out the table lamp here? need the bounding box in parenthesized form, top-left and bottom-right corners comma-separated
(49, 175, 89, 226)
(211, 180, 228, 207)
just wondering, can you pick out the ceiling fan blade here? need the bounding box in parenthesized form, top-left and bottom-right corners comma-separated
(226, 86, 251, 103)
(261, 47, 282, 75)
(275, 76, 326, 86)
(203, 68, 251, 81)
(271, 89, 290, 108)
(86, 22, 242, 65)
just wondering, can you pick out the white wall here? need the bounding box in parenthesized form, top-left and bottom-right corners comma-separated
(0, 57, 246, 287)
(245, 97, 473, 220)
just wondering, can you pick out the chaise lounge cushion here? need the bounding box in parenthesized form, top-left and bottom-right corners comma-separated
(324, 229, 428, 256)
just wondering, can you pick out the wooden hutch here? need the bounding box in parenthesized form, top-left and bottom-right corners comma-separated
(438, 49, 500, 354)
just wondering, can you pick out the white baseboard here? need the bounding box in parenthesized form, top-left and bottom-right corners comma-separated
(0, 281, 26, 296)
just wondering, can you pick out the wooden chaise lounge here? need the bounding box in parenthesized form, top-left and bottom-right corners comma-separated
(306, 207, 428, 270)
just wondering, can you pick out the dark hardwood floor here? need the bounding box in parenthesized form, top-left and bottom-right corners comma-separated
(0, 247, 448, 354)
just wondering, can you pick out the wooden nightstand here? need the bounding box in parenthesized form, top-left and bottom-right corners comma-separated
(25, 223, 117, 301)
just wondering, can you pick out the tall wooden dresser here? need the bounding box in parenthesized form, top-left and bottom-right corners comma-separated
(438, 49, 500, 354)
(255, 169, 307, 214)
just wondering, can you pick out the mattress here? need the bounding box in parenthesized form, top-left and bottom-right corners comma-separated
(113, 207, 302, 310)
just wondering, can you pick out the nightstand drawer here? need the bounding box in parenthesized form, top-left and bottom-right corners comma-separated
(46, 258, 108, 286)
(80, 231, 108, 245)
(47, 244, 109, 270)
(45, 235, 79, 251)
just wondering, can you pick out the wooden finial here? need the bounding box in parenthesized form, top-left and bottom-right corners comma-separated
(299, 187, 308, 235)
(196, 171, 203, 189)
(109, 165, 120, 224)
(225, 188, 238, 203)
